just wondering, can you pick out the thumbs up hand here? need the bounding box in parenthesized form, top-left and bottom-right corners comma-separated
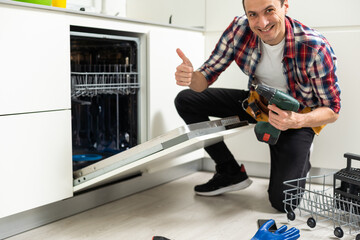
(175, 48, 194, 87)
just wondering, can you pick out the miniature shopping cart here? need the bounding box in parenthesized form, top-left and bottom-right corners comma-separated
(283, 153, 360, 239)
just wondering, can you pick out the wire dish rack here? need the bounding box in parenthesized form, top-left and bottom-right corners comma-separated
(71, 72, 139, 97)
(283, 153, 360, 239)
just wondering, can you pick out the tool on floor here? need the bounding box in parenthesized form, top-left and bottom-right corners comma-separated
(258, 219, 277, 232)
(253, 84, 300, 145)
(153, 236, 171, 240)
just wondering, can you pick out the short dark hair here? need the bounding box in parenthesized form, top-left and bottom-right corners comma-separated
(242, 0, 285, 12)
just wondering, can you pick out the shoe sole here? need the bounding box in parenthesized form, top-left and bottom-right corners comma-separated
(195, 178, 253, 196)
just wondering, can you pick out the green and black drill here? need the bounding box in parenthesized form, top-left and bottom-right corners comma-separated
(253, 84, 300, 145)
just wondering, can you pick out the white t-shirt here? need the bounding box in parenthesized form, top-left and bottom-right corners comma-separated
(255, 38, 287, 92)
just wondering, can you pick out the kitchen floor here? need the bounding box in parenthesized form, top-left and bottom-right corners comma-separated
(6, 172, 356, 240)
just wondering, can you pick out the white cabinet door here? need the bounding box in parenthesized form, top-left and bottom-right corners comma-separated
(0, 110, 73, 218)
(147, 28, 204, 138)
(126, 0, 205, 28)
(0, 5, 71, 115)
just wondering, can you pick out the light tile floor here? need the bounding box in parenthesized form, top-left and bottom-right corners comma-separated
(7, 172, 357, 240)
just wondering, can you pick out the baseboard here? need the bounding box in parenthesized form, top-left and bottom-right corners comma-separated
(0, 160, 202, 240)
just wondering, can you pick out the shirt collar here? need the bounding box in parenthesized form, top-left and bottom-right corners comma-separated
(249, 31, 258, 49)
(283, 16, 295, 59)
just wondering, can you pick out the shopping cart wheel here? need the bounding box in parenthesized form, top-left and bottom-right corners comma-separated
(306, 217, 316, 228)
(287, 211, 296, 221)
(334, 227, 344, 238)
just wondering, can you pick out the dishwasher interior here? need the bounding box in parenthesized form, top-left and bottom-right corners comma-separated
(70, 26, 141, 171)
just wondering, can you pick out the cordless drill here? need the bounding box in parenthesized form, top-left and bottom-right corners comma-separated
(253, 84, 300, 145)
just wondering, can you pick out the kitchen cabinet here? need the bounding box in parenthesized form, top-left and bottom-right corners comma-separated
(147, 28, 204, 138)
(0, 110, 73, 218)
(0, 5, 70, 115)
(0, 1, 205, 222)
(126, 0, 205, 29)
(0, 3, 72, 218)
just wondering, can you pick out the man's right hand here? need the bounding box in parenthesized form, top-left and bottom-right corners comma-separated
(175, 48, 194, 87)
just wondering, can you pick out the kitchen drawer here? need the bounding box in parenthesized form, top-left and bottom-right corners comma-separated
(0, 110, 73, 218)
(0, 5, 71, 115)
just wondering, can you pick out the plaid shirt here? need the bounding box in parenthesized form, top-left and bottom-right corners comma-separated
(198, 15, 341, 113)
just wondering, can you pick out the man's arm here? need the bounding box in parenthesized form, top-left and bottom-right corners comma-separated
(175, 48, 208, 92)
(188, 71, 208, 92)
(267, 105, 339, 131)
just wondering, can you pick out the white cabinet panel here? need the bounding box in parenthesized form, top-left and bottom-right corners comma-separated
(206, 0, 360, 31)
(127, 0, 205, 28)
(288, 0, 360, 28)
(0, 5, 71, 115)
(205, 0, 244, 32)
(310, 30, 360, 170)
(147, 28, 204, 138)
(0, 110, 73, 218)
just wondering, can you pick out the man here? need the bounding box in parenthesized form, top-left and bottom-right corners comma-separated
(174, 0, 340, 212)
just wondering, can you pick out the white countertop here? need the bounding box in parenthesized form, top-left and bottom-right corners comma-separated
(0, 0, 204, 32)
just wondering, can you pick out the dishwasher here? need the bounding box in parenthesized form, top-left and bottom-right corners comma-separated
(70, 26, 141, 171)
(70, 26, 252, 193)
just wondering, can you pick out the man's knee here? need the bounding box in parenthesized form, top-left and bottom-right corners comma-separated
(174, 89, 192, 113)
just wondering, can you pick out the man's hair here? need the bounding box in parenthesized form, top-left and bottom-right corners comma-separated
(242, 0, 285, 12)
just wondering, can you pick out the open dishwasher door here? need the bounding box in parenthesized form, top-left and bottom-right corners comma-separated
(73, 116, 252, 193)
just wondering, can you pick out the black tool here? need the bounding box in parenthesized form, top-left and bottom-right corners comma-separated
(153, 236, 171, 240)
(257, 219, 278, 232)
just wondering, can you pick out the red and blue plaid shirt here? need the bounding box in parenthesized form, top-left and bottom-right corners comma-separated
(198, 15, 341, 113)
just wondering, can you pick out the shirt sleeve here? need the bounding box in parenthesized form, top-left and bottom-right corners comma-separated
(308, 43, 341, 113)
(197, 17, 238, 86)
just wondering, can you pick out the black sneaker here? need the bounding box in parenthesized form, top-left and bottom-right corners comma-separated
(194, 165, 252, 196)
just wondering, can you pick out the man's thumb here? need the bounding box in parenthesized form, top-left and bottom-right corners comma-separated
(176, 48, 192, 65)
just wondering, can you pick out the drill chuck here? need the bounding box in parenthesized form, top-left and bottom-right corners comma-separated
(254, 84, 277, 102)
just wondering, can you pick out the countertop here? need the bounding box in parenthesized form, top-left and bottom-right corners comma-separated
(0, 0, 204, 32)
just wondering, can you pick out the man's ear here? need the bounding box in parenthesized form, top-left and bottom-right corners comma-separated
(283, 0, 289, 14)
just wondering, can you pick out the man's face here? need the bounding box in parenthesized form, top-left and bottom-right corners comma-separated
(244, 0, 288, 45)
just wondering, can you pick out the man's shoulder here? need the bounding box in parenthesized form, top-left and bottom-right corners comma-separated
(288, 17, 329, 50)
(231, 15, 250, 28)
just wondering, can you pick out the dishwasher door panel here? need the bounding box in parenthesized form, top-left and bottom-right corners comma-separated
(73, 117, 251, 193)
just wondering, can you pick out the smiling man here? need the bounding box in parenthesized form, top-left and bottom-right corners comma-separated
(245, 0, 287, 46)
(174, 0, 341, 212)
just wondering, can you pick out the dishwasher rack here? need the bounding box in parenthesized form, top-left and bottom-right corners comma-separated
(71, 69, 139, 97)
(283, 173, 360, 239)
